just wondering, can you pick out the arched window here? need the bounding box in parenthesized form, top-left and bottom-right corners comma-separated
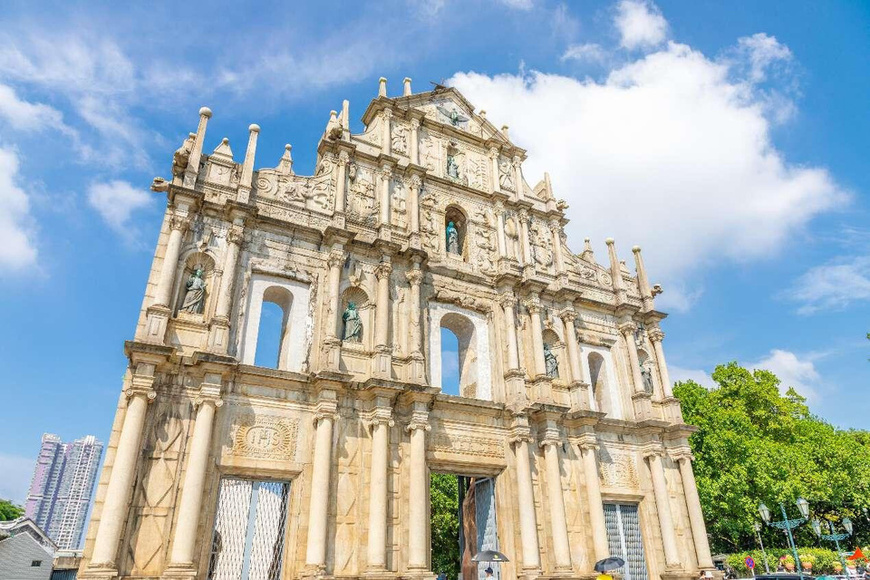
(440, 312, 478, 398)
(444, 206, 467, 259)
(440, 327, 461, 396)
(254, 286, 293, 369)
(588, 352, 610, 415)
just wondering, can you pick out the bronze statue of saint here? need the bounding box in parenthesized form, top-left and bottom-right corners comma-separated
(342, 301, 362, 342)
(180, 267, 206, 314)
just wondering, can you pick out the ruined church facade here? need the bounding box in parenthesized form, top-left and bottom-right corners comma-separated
(79, 78, 714, 580)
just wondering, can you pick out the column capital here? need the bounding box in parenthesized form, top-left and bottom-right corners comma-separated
(379, 164, 393, 178)
(618, 320, 638, 336)
(488, 146, 500, 159)
(405, 268, 423, 286)
(518, 208, 529, 220)
(327, 248, 345, 269)
(124, 384, 157, 403)
(522, 295, 542, 314)
(194, 380, 223, 408)
(375, 261, 393, 280)
(509, 428, 533, 446)
(313, 399, 339, 426)
(409, 117, 420, 130)
(406, 410, 430, 433)
(669, 446, 694, 462)
(574, 433, 599, 452)
(338, 149, 351, 164)
(648, 327, 665, 342)
(559, 307, 577, 323)
(539, 432, 562, 449)
(494, 200, 505, 213)
(169, 213, 191, 232)
(498, 291, 517, 308)
(366, 407, 394, 431)
(409, 173, 422, 189)
(226, 224, 244, 245)
(512, 154, 522, 166)
(641, 442, 665, 459)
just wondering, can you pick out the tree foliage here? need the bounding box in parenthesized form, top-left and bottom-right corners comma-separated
(0, 499, 23, 521)
(674, 362, 870, 554)
(431, 473, 461, 579)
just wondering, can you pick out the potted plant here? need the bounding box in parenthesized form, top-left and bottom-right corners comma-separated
(833, 562, 843, 574)
(783, 555, 796, 572)
(800, 554, 816, 572)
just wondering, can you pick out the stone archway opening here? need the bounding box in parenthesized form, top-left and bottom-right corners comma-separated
(430, 472, 500, 580)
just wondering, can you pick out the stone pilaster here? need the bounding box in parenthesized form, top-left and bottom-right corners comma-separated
(366, 401, 394, 573)
(509, 416, 541, 576)
(405, 259, 426, 383)
(305, 391, 339, 575)
(671, 447, 715, 570)
(524, 294, 546, 378)
(560, 308, 590, 411)
(620, 320, 653, 421)
(335, 150, 350, 214)
(373, 259, 392, 378)
(406, 404, 431, 574)
(378, 163, 393, 239)
(408, 174, 422, 249)
(539, 424, 572, 572)
(644, 443, 681, 570)
(323, 247, 345, 371)
(208, 223, 243, 352)
(576, 434, 609, 565)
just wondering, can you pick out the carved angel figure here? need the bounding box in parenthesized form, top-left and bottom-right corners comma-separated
(446, 154, 460, 180)
(391, 125, 408, 154)
(504, 216, 519, 260)
(436, 105, 469, 127)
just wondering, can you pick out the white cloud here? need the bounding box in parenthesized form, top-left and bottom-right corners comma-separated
(561, 43, 607, 64)
(497, 0, 534, 9)
(0, 147, 38, 272)
(784, 255, 870, 314)
(615, 0, 668, 50)
(670, 365, 716, 389)
(734, 32, 793, 83)
(0, 453, 34, 504)
(449, 38, 846, 306)
(749, 349, 820, 400)
(0, 83, 71, 133)
(87, 180, 153, 239)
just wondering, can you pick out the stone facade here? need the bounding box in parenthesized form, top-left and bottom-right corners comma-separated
(78, 78, 714, 580)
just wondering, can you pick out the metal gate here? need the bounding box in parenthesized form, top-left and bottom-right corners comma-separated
(474, 478, 500, 580)
(207, 478, 290, 580)
(603, 503, 648, 580)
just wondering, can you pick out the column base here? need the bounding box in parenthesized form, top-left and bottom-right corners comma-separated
(207, 317, 231, 353)
(79, 563, 119, 580)
(631, 391, 654, 421)
(373, 345, 392, 378)
(402, 568, 435, 580)
(301, 564, 330, 580)
(409, 351, 426, 384)
(142, 305, 170, 344)
(519, 567, 543, 580)
(364, 569, 397, 580)
(660, 570, 695, 580)
(322, 336, 342, 371)
(162, 562, 198, 579)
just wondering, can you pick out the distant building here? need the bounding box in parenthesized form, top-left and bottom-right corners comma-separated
(0, 517, 57, 580)
(24, 435, 103, 550)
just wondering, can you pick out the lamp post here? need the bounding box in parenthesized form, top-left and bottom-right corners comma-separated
(753, 522, 771, 574)
(812, 517, 852, 578)
(759, 498, 809, 579)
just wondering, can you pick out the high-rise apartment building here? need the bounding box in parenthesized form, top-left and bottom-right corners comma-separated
(24, 434, 103, 549)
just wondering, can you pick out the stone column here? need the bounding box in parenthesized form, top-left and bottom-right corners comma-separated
(166, 379, 222, 571)
(236, 124, 260, 204)
(408, 174, 421, 243)
(326, 248, 344, 339)
(644, 445, 681, 569)
(513, 155, 523, 199)
(374, 260, 392, 377)
(495, 201, 507, 259)
(550, 219, 565, 276)
(560, 309, 582, 384)
(182, 107, 211, 188)
(619, 321, 645, 394)
(214, 225, 243, 320)
(406, 405, 431, 572)
(500, 293, 520, 371)
(540, 431, 572, 571)
(366, 405, 394, 572)
(577, 438, 609, 563)
(379, 164, 392, 229)
(335, 151, 349, 213)
(648, 327, 673, 398)
(381, 108, 392, 157)
(518, 209, 531, 267)
(489, 147, 500, 194)
(632, 246, 654, 312)
(405, 260, 426, 383)
(525, 294, 546, 377)
(89, 380, 156, 569)
(305, 395, 338, 573)
(510, 422, 541, 573)
(673, 449, 714, 569)
(153, 214, 189, 308)
(409, 118, 420, 166)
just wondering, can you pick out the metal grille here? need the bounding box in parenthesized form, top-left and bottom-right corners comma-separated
(207, 478, 290, 580)
(604, 503, 648, 580)
(474, 478, 500, 580)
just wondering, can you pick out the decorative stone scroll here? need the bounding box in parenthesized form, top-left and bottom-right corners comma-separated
(431, 432, 504, 459)
(230, 414, 299, 460)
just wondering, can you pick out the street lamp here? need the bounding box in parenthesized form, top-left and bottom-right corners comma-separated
(813, 517, 852, 578)
(759, 499, 808, 579)
(753, 522, 772, 574)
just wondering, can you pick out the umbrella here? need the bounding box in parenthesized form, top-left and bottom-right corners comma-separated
(594, 557, 626, 572)
(472, 550, 510, 563)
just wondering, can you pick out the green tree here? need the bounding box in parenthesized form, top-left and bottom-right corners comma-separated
(431, 473, 460, 579)
(0, 499, 23, 521)
(674, 362, 870, 554)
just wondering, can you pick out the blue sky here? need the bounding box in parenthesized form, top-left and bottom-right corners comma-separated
(1, 0, 868, 504)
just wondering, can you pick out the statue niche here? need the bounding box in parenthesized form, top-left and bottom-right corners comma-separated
(174, 253, 215, 317)
(340, 287, 370, 346)
(444, 206, 467, 259)
(342, 302, 362, 342)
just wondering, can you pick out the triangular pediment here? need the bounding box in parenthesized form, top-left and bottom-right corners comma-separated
(409, 87, 510, 144)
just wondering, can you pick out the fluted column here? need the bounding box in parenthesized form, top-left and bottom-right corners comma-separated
(550, 219, 565, 276)
(335, 151, 349, 213)
(305, 396, 338, 572)
(409, 118, 420, 166)
(648, 326, 673, 398)
(510, 422, 541, 572)
(495, 201, 507, 259)
(518, 209, 531, 267)
(645, 445, 681, 569)
(577, 438, 609, 563)
(489, 147, 500, 194)
(89, 382, 156, 569)
(525, 295, 546, 377)
(619, 321, 645, 394)
(153, 214, 189, 308)
(379, 164, 392, 229)
(673, 449, 714, 569)
(500, 293, 520, 371)
(214, 225, 243, 320)
(367, 406, 394, 571)
(406, 406, 430, 572)
(541, 432, 572, 571)
(167, 380, 222, 569)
